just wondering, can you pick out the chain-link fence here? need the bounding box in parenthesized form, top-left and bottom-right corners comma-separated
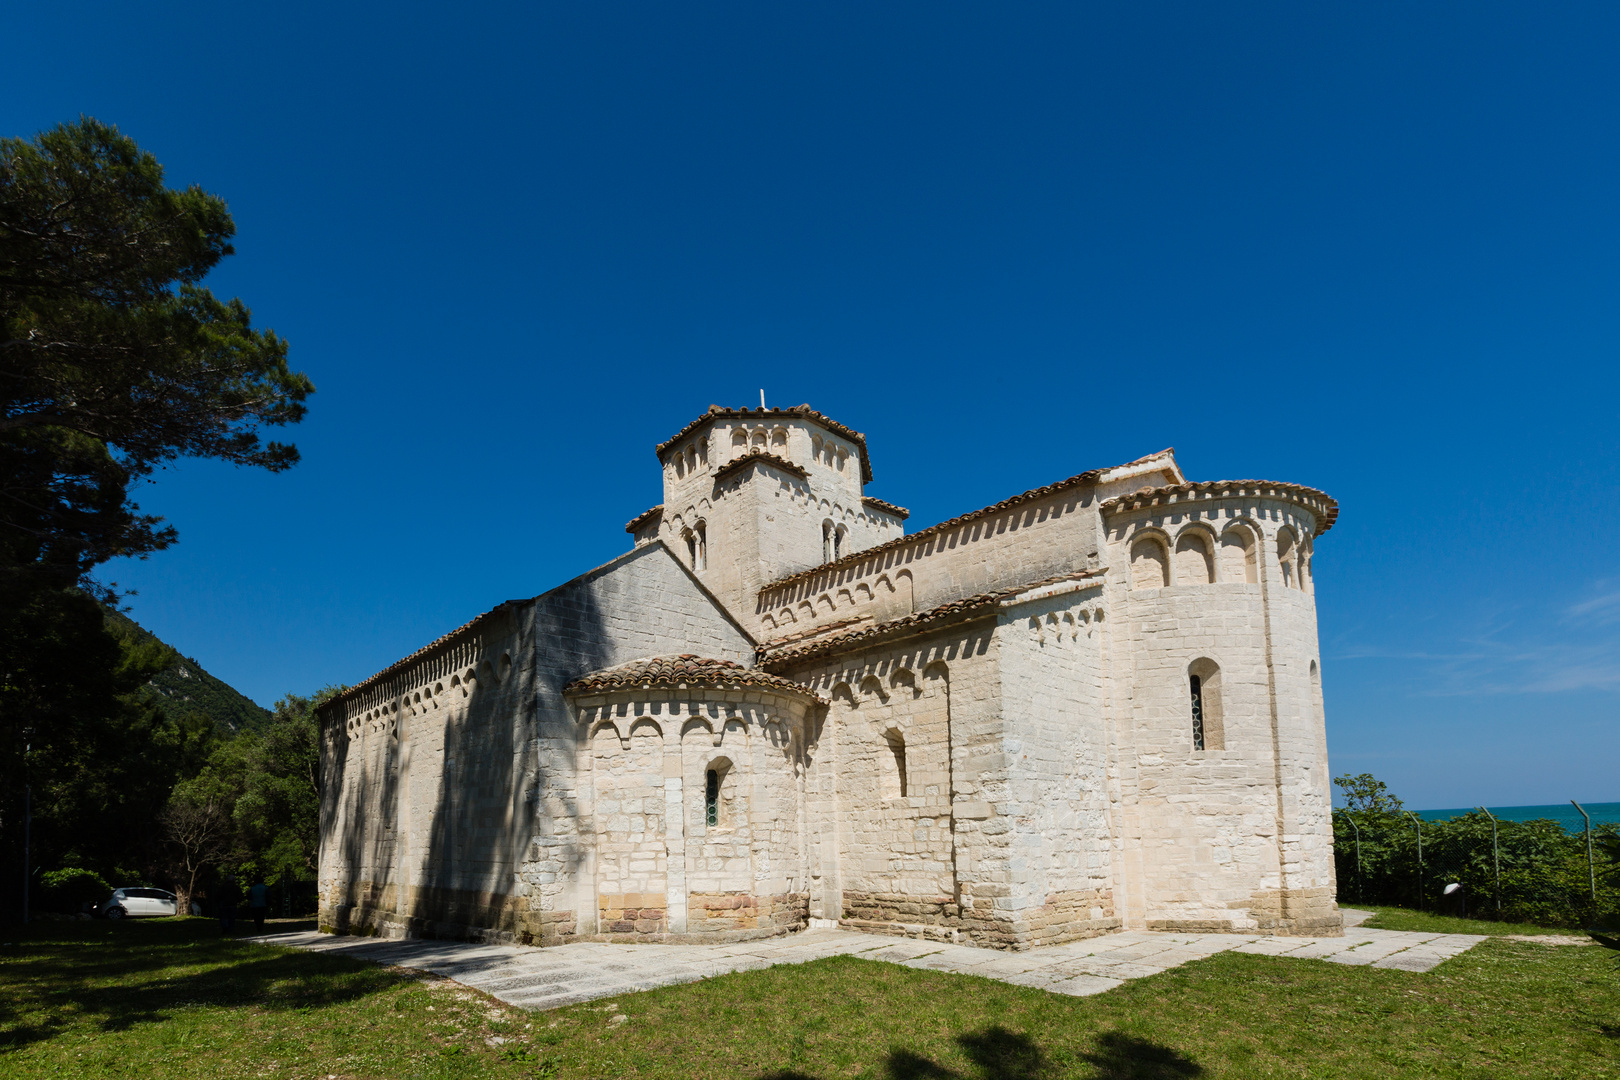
(1332, 808, 1620, 928)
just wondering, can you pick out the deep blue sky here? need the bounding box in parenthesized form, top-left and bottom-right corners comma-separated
(6, 3, 1617, 809)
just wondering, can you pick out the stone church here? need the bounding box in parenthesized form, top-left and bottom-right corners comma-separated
(317, 404, 1344, 949)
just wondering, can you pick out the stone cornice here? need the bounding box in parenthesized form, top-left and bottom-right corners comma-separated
(657, 404, 875, 483)
(1099, 480, 1339, 536)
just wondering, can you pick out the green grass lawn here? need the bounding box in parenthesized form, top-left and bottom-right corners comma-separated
(1353, 905, 1594, 937)
(1, 916, 1615, 1079)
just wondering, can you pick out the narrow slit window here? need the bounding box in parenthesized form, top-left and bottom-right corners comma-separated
(705, 769, 719, 827)
(1190, 674, 1205, 751)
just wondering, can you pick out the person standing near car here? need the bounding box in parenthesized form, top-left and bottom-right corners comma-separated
(248, 877, 270, 934)
(215, 876, 240, 934)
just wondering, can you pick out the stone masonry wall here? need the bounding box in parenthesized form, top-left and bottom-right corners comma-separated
(1102, 497, 1341, 936)
(996, 582, 1121, 946)
(318, 542, 755, 944)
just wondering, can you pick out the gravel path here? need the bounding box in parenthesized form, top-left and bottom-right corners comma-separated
(256, 916, 1486, 1011)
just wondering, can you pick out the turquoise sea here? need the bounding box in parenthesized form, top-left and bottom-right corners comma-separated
(1415, 802, 1620, 834)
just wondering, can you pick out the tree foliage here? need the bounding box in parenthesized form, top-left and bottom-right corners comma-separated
(0, 117, 312, 592)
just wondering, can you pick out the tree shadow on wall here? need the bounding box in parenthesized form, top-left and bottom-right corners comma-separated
(758, 1026, 1202, 1080)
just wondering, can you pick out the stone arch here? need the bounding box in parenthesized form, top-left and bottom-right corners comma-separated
(817, 593, 836, 616)
(798, 599, 816, 622)
(628, 716, 663, 739)
(882, 727, 908, 799)
(890, 667, 919, 698)
(589, 717, 624, 749)
(1174, 526, 1216, 585)
(1130, 531, 1170, 589)
(892, 570, 915, 615)
(771, 426, 788, 448)
(859, 674, 889, 704)
(761, 612, 777, 630)
(703, 754, 735, 828)
(1277, 526, 1301, 590)
(778, 607, 796, 625)
(855, 582, 873, 603)
(731, 427, 749, 453)
(1188, 657, 1224, 751)
(1219, 522, 1259, 584)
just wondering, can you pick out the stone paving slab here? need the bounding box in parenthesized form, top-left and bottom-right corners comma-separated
(255, 922, 1488, 1012)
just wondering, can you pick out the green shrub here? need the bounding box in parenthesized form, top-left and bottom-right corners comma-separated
(40, 867, 111, 913)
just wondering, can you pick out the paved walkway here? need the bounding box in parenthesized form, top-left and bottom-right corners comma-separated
(257, 916, 1486, 1011)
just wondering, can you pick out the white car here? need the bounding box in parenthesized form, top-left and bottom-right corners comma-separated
(98, 887, 199, 919)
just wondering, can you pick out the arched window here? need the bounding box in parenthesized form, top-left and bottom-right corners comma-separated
(694, 521, 707, 570)
(705, 768, 720, 826)
(834, 524, 847, 559)
(822, 519, 835, 563)
(884, 729, 908, 798)
(1175, 530, 1215, 585)
(1130, 535, 1170, 589)
(683, 527, 698, 567)
(751, 429, 767, 449)
(836, 448, 848, 473)
(1278, 530, 1299, 589)
(1188, 658, 1224, 751)
(771, 427, 787, 449)
(731, 428, 749, 454)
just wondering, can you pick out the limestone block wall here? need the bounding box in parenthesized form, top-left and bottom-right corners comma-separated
(995, 582, 1120, 946)
(1102, 494, 1341, 936)
(783, 621, 1034, 947)
(659, 459, 902, 630)
(568, 686, 815, 942)
(317, 541, 756, 945)
(755, 457, 1181, 641)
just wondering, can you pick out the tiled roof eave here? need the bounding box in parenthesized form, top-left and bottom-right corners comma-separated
(624, 504, 663, 534)
(656, 405, 875, 483)
(756, 467, 1112, 597)
(1099, 480, 1340, 536)
(319, 599, 526, 714)
(759, 569, 1105, 668)
(861, 496, 910, 520)
(712, 450, 810, 485)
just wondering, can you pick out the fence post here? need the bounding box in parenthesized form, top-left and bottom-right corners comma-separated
(1478, 807, 1500, 914)
(1405, 810, 1424, 910)
(1572, 801, 1596, 904)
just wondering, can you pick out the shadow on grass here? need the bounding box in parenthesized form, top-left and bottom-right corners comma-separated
(762, 1026, 1202, 1080)
(0, 917, 404, 1053)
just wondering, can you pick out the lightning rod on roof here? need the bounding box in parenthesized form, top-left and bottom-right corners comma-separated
(760, 388, 766, 409)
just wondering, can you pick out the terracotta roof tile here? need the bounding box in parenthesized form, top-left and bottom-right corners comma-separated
(759, 570, 1104, 667)
(758, 450, 1175, 596)
(861, 495, 910, 520)
(713, 449, 810, 485)
(563, 654, 826, 702)
(1100, 480, 1339, 535)
(624, 504, 663, 534)
(657, 404, 875, 482)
